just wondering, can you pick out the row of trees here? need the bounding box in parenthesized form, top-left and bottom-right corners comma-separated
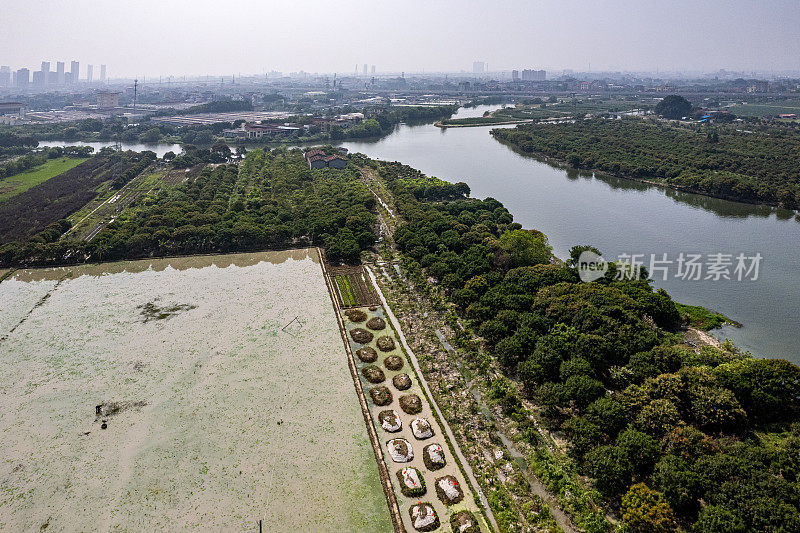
(383, 160, 800, 531)
(0, 146, 94, 179)
(492, 117, 800, 208)
(0, 151, 152, 245)
(0, 148, 377, 267)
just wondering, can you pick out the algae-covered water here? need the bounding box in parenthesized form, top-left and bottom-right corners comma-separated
(0, 250, 391, 532)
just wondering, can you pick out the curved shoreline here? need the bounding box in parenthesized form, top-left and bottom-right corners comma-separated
(435, 118, 534, 128)
(491, 133, 800, 213)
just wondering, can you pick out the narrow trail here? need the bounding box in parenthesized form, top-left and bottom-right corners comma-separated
(362, 166, 579, 533)
(365, 265, 499, 533)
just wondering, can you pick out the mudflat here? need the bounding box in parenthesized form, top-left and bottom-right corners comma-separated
(0, 250, 391, 532)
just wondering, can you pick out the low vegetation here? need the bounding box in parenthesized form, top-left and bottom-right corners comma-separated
(0, 151, 155, 245)
(0, 156, 88, 202)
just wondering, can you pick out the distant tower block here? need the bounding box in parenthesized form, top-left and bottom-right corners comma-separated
(363, 63, 367, 75)
(41, 61, 50, 85)
(70, 60, 79, 84)
(87, 64, 93, 83)
(56, 61, 65, 85)
(100, 64, 106, 83)
(97, 90, 120, 109)
(371, 65, 375, 74)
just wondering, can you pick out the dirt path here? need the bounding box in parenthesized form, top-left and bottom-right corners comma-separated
(361, 166, 579, 532)
(365, 266, 499, 532)
(319, 254, 404, 533)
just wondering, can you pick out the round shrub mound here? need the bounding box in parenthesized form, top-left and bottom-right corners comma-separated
(345, 309, 367, 323)
(392, 373, 412, 390)
(350, 328, 374, 344)
(378, 409, 402, 432)
(384, 355, 404, 371)
(411, 417, 434, 440)
(356, 346, 378, 363)
(399, 394, 422, 414)
(450, 510, 479, 533)
(362, 365, 386, 384)
(396, 467, 426, 497)
(423, 443, 446, 471)
(376, 335, 396, 352)
(387, 438, 414, 462)
(370, 386, 393, 406)
(434, 475, 464, 505)
(409, 502, 439, 532)
(366, 316, 386, 330)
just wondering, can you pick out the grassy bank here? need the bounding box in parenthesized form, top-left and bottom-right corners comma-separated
(0, 157, 87, 202)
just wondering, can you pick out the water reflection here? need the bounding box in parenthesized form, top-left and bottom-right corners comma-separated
(495, 136, 798, 221)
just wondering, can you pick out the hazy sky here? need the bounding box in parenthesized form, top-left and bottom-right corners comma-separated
(3, 0, 799, 77)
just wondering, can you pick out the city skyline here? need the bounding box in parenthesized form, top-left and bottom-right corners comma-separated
(1, 0, 799, 77)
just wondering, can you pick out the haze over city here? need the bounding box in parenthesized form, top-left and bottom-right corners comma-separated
(3, 2, 800, 532)
(3, 0, 800, 77)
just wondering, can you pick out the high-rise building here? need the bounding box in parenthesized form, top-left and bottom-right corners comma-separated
(87, 64, 93, 83)
(41, 61, 50, 85)
(33, 71, 45, 86)
(0, 66, 10, 87)
(512, 70, 519, 81)
(70, 61, 79, 84)
(100, 64, 106, 83)
(363, 63, 368, 75)
(56, 61, 65, 85)
(15, 68, 30, 87)
(371, 65, 375, 75)
(521, 69, 546, 81)
(472, 61, 485, 74)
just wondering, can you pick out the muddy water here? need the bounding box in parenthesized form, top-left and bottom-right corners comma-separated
(9, 249, 318, 282)
(0, 250, 390, 532)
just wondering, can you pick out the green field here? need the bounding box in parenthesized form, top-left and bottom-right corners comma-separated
(727, 100, 800, 118)
(336, 274, 356, 305)
(0, 157, 88, 202)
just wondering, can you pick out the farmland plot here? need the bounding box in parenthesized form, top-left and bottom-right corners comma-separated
(0, 249, 391, 532)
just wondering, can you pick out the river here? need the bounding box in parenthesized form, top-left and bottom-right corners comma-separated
(337, 105, 800, 363)
(39, 140, 183, 158)
(44, 107, 800, 363)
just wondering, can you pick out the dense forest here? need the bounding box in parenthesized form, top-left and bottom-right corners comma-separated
(492, 118, 800, 208)
(380, 160, 800, 531)
(0, 149, 376, 266)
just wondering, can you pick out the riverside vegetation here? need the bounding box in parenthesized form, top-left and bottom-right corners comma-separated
(0, 104, 456, 147)
(1, 146, 798, 531)
(377, 159, 800, 532)
(491, 117, 800, 209)
(0, 148, 375, 266)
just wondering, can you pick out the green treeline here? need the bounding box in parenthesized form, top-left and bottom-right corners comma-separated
(383, 160, 800, 531)
(0, 149, 375, 266)
(328, 105, 457, 140)
(492, 118, 800, 208)
(0, 146, 94, 179)
(0, 105, 456, 147)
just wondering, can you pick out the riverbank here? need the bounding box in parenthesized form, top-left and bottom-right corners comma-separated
(435, 118, 535, 128)
(491, 133, 800, 214)
(491, 119, 800, 211)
